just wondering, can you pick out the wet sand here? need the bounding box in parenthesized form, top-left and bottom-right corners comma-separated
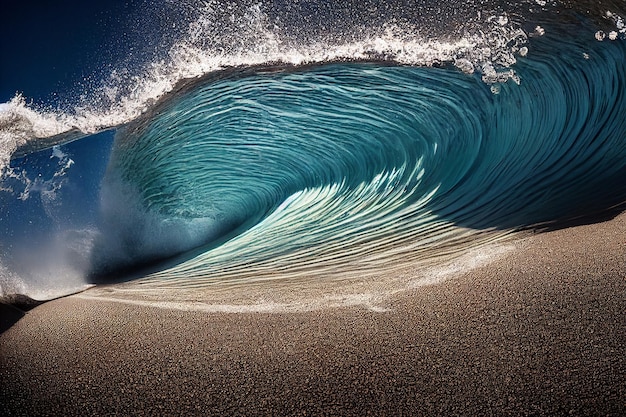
(1, 213, 625, 416)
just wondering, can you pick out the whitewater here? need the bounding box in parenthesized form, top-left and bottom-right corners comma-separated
(1, 0, 625, 307)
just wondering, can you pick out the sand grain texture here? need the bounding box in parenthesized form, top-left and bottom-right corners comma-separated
(1, 214, 625, 416)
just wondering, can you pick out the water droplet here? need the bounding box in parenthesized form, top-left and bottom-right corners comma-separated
(595, 31, 606, 41)
(490, 85, 501, 94)
(609, 31, 618, 41)
(519, 47, 528, 57)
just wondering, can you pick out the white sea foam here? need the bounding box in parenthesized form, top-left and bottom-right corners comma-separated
(0, 95, 74, 171)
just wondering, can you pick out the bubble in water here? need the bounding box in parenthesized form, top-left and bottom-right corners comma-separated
(595, 31, 606, 41)
(608, 31, 618, 41)
(490, 84, 501, 94)
(534, 26, 545, 36)
(519, 46, 528, 56)
(454, 58, 474, 74)
(535, 0, 547, 6)
(582, 52, 590, 59)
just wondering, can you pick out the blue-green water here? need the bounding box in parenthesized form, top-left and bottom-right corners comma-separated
(1, 0, 625, 300)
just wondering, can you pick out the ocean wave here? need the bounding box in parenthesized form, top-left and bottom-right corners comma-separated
(1, 0, 625, 303)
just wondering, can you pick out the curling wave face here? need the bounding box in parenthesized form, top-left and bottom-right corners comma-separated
(91, 36, 626, 292)
(1, 0, 626, 303)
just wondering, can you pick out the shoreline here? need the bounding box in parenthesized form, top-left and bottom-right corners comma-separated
(1, 212, 625, 415)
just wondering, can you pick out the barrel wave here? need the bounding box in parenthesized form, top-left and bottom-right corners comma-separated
(94, 39, 626, 291)
(1, 0, 625, 304)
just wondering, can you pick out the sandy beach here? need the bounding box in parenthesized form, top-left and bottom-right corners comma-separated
(1, 213, 625, 416)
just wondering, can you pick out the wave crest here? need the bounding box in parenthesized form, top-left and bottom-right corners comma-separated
(0, 0, 551, 173)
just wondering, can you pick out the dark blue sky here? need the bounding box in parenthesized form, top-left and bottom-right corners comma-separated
(0, 2, 150, 238)
(0, 1, 144, 104)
